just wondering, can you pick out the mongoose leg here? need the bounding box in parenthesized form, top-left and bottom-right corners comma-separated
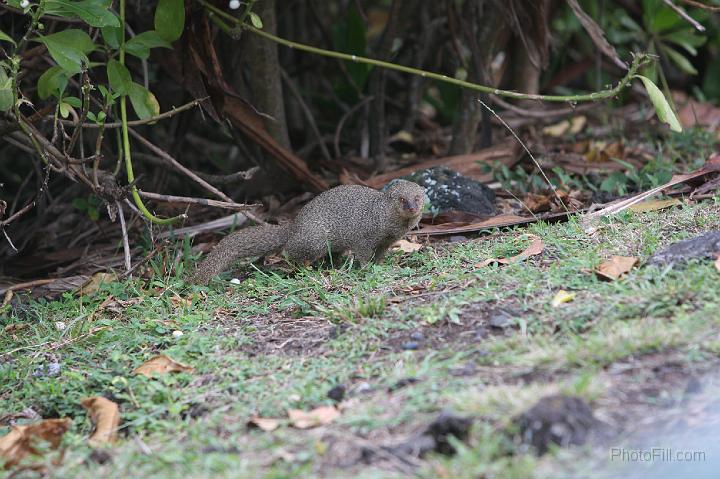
(351, 248, 375, 266)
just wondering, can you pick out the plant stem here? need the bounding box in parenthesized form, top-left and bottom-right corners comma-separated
(119, 0, 184, 225)
(200, 0, 651, 104)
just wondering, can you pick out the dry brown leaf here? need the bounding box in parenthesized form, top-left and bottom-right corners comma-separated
(170, 295, 192, 308)
(415, 214, 531, 236)
(628, 198, 683, 213)
(76, 272, 117, 296)
(80, 397, 120, 446)
(2, 290, 12, 308)
(542, 116, 587, 137)
(0, 418, 71, 469)
(247, 416, 282, 432)
(392, 239, 423, 253)
(596, 256, 639, 281)
(287, 406, 340, 429)
(132, 355, 194, 378)
(475, 236, 545, 268)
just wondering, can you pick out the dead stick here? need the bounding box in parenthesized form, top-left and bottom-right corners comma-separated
(117, 201, 132, 274)
(129, 129, 234, 203)
(138, 191, 260, 211)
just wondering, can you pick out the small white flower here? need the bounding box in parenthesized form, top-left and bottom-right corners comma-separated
(172, 330, 184, 338)
(20, 0, 30, 8)
(55, 321, 66, 331)
(230, 278, 241, 284)
(228, 0, 241, 10)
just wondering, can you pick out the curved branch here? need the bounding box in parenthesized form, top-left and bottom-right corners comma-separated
(200, 0, 652, 103)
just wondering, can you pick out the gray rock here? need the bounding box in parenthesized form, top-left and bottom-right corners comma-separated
(389, 166, 495, 216)
(647, 231, 720, 267)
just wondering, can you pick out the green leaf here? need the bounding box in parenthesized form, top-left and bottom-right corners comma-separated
(663, 29, 706, 56)
(634, 75, 682, 132)
(249, 12, 263, 29)
(101, 26, 121, 49)
(0, 67, 13, 112)
(37, 65, 68, 99)
(155, 0, 185, 42)
(59, 101, 72, 118)
(662, 44, 698, 75)
(107, 59, 132, 95)
(36, 29, 96, 74)
(45, 0, 119, 28)
(63, 95, 82, 107)
(0, 29, 16, 46)
(128, 82, 160, 120)
(126, 31, 172, 59)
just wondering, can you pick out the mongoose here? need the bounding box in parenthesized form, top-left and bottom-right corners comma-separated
(191, 180, 426, 285)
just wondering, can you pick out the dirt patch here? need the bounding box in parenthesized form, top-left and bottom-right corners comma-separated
(385, 299, 525, 353)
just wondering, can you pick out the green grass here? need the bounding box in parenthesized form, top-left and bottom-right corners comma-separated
(2, 198, 720, 478)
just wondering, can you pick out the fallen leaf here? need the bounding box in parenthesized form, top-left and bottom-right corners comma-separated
(247, 416, 282, 432)
(287, 406, 340, 429)
(170, 295, 192, 308)
(76, 272, 117, 296)
(596, 256, 639, 281)
(476, 236, 545, 268)
(2, 290, 12, 307)
(4, 323, 28, 334)
(628, 198, 682, 213)
(392, 239, 423, 253)
(542, 116, 587, 137)
(0, 418, 71, 469)
(80, 397, 120, 446)
(132, 355, 194, 378)
(715, 255, 720, 273)
(551, 290, 575, 307)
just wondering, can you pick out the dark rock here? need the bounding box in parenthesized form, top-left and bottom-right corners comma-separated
(488, 308, 517, 329)
(513, 394, 598, 455)
(647, 231, 720, 267)
(184, 403, 210, 419)
(86, 449, 113, 465)
(353, 382, 373, 395)
(474, 326, 490, 340)
(329, 324, 348, 339)
(200, 445, 241, 454)
(401, 341, 419, 351)
(388, 377, 420, 392)
(369, 411, 473, 461)
(327, 384, 346, 402)
(684, 377, 702, 395)
(397, 166, 495, 216)
(409, 331, 425, 341)
(424, 411, 474, 455)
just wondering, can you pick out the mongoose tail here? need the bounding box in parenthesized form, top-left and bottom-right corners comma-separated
(191, 224, 290, 285)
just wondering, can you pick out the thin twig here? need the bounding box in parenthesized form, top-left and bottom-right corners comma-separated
(491, 95, 599, 119)
(56, 98, 207, 129)
(128, 129, 234, 203)
(280, 68, 333, 164)
(117, 201, 132, 274)
(679, 0, 720, 11)
(663, 0, 706, 31)
(0, 201, 35, 227)
(478, 99, 569, 213)
(334, 96, 374, 158)
(201, 0, 651, 103)
(138, 191, 260, 211)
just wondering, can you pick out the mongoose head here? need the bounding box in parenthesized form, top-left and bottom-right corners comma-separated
(385, 180, 426, 220)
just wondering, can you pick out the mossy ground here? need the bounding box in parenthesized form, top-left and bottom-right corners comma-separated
(2, 197, 720, 478)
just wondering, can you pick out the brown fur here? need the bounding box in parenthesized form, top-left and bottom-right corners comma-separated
(191, 180, 425, 284)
